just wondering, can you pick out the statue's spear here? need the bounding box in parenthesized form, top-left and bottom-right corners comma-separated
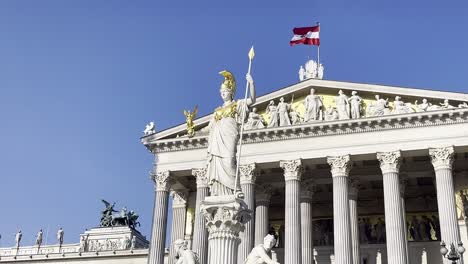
(234, 46, 255, 194)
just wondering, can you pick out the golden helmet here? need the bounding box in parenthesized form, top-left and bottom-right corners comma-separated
(219, 70, 236, 95)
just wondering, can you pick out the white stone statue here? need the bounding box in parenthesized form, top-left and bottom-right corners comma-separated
(277, 97, 291, 126)
(79, 234, 89, 252)
(15, 230, 22, 248)
(304, 88, 323, 122)
(317, 63, 324, 80)
(57, 227, 64, 246)
(290, 107, 302, 125)
(367, 95, 390, 116)
(305, 60, 317, 79)
(348, 91, 363, 119)
(458, 102, 468, 108)
(415, 99, 431, 112)
(324, 106, 339, 121)
(440, 99, 455, 109)
(266, 100, 279, 128)
(298, 65, 305, 81)
(35, 229, 43, 247)
(335, 90, 350, 120)
(131, 235, 136, 250)
(392, 96, 414, 114)
(245, 107, 265, 130)
(122, 236, 131, 249)
(244, 234, 279, 264)
(206, 71, 255, 197)
(173, 239, 199, 264)
(143, 121, 156, 135)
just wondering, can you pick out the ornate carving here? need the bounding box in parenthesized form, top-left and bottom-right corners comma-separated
(173, 239, 200, 264)
(377, 151, 401, 174)
(327, 155, 351, 177)
(151, 171, 174, 192)
(280, 159, 303, 181)
(171, 190, 188, 208)
(192, 168, 209, 188)
(255, 184, 274, 203)
(239, 163, 257, 185)
(429, 146, 455, 171)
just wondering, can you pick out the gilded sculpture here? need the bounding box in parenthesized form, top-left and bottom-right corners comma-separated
(184, 105, 198, 137)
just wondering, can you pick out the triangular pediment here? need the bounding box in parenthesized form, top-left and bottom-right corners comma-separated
(142, 79, 468, 143)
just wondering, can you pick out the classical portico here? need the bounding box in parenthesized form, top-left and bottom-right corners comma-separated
(142, 78, 468, 264)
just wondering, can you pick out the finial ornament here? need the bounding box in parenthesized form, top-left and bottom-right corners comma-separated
(219, 70, 236, 94)
(429, 146, 455, 170)
(377, 151, 401, 174)
(183, 105, 198, 138)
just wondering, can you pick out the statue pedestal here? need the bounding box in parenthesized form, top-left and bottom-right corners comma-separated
(201, 195, 252, 264)
(81, 226, 148, 252)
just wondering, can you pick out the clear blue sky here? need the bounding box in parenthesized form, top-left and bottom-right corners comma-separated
(0, 0, 467, 246)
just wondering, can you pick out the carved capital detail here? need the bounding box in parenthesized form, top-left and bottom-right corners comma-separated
(377, 151, 401, 174)
(255, 184, 274, 203)
(300, 179, 316, 201)
(192, 168, 209, 188)
(151, 170, 174, 192)
(280, 159, 303, 181)
(429, 146, 454, 171)
(171, 190, 188, 208)
(327, 155, 351, 177)
(239, 163, 257, 185)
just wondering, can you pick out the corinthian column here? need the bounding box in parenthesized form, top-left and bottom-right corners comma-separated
(191, 168, 209, 264)
(400, 175, 410, 264)
(377, 151, 408, 264)
(280, 159, 303, 264)
(238, 163, 257, 264)
(327, 155, 353, 264)
(148, 171, 174, 264)
(301, 180, 315, 264)
(349, 177, 360, 264)
(255, 184, 273, 246)
(429, 146, 463, 264)
(169, 190, 188, 264)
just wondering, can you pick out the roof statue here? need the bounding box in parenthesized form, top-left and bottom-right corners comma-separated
(184, 105, 198, 138)
(301, 59, 324, 81)
(143, 121, 156, 136)
(99, 200, 140, 229)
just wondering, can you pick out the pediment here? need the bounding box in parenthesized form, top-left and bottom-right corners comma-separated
(142, 78, 468, 145)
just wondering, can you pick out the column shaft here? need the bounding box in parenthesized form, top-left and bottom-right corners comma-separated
(238, 182, 255, 263)
(333, 176, 353, 264)
(169, 205, 187, 264)
(349, 195, 360, 264)
(148, 190, 170, 264)
(254, 200, 269, 246)
(301, 198, 313, 264)
(192, 187, 209, 264)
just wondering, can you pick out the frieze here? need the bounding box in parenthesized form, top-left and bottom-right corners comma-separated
(145, 108, 468, 154)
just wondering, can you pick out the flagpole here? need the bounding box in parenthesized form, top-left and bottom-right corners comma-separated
(317, 22, 320, 73)
(234, 46, 255, 194)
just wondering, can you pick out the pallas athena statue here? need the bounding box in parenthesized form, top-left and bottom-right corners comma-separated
(206, 70, 256, 197)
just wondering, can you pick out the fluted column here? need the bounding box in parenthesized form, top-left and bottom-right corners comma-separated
(255, 184, 273, 246)
(148, 171, 174, 264)
(238, 163, 257, 264)
(191, 168, 209, 264)
(169, 190, 188, 264)
(377, 151, 408, 264)
(430, 146, 463, 264)
(280, 159, 303, 264)
(349, 177, 360, 264)
(301, 180, 315, 264)
(327, 155, 353, 264)
(400, 176, 410, 264)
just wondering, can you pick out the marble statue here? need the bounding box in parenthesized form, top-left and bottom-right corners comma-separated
(277, 97, 291, 126)
(324, 106, 338, 121)
(392, 96, 414, 114)
(431, 215, 441, 240)
(184, 105, 198, 138)
(15, 230, 22, 248)
(317, 63, 324, 80)
(173, 239, 199, 264)
(415, 99, 431, 112)
(458, 102, 468, 108)
(460, 190, 468, 219)
(358, 218, 369, 243)
(123, 235, 131, 249)
(409, 216, 421, 241)
(35, 229, 43, 246)
(420, 216, 432, 241)
(367, 95, 390, 116)
(266, 101, 279, 128)
(335, 90, 350, 120)
(131, 235, 136, 250)
(245, 107, 265, 130)
(244, 234, 279, 264)
(290, 107, 302, 125)
(304, 88, 323, 122)
(305, 60, 317, 79)
(298, 65, 305, 81)
(79, 235, 89, 252)
(348, 91, 363, 119)
(57, 227, 64, 246)
(440, 99, 455, 109)
(143, 121, 156, 135)
(206, 71, 255, 197)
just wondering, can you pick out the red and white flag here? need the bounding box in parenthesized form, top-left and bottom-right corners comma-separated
(290, 25, 320, 46)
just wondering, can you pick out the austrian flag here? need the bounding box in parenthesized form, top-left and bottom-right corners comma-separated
(290, 25, 320, 46)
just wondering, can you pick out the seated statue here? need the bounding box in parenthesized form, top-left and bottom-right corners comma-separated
(173, 239, 199, 264)
(244, 234, 279, 264)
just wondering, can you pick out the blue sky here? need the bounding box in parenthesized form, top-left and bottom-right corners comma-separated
(0, 0, 467, 246)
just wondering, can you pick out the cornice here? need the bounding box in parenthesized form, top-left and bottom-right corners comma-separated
(144, 108, 468, 154)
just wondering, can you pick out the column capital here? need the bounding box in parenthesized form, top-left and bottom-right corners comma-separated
(239, 163, 258, 185)
(151, 170, 174, 192)
(192, 168, 209, 188)
(349, 176, 360, 199)
(255, 184, 274, 203)
(170, 189, 188, 208)
(327, 155, 351, 177)
(377, 151, 401, 174)
(280, 159, 303, 181)
(300, 180, 316, 201)
(429, 146, 454, 171)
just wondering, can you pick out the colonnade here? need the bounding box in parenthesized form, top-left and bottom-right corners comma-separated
(148, 146, 463, 264)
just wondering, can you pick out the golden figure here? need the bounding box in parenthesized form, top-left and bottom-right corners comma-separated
(184, 105, 198, 138)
